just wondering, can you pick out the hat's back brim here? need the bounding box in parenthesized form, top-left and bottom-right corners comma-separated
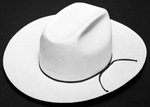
(3, 16, 147, 103)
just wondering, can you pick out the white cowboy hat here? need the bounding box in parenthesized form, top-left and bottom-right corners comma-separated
(3, 2, 146, 103)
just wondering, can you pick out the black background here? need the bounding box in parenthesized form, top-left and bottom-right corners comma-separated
(0, 0, 150, 107)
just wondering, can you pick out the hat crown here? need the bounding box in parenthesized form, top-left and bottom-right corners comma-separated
(39, 3, 112, 81)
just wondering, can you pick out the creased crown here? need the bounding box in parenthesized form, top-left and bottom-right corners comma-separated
(39, 2, 112, 81)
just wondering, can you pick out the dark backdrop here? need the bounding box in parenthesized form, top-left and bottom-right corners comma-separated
(0, 0, 150, 107)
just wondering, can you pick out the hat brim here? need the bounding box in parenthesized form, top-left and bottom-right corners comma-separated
(3, 15, 146, 103)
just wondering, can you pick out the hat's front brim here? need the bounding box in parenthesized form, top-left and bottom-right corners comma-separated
(3, 16, 146, 103)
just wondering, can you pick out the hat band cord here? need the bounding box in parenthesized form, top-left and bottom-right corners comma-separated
(39, 55, 137, 92)
(99, 58, 137, 92)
